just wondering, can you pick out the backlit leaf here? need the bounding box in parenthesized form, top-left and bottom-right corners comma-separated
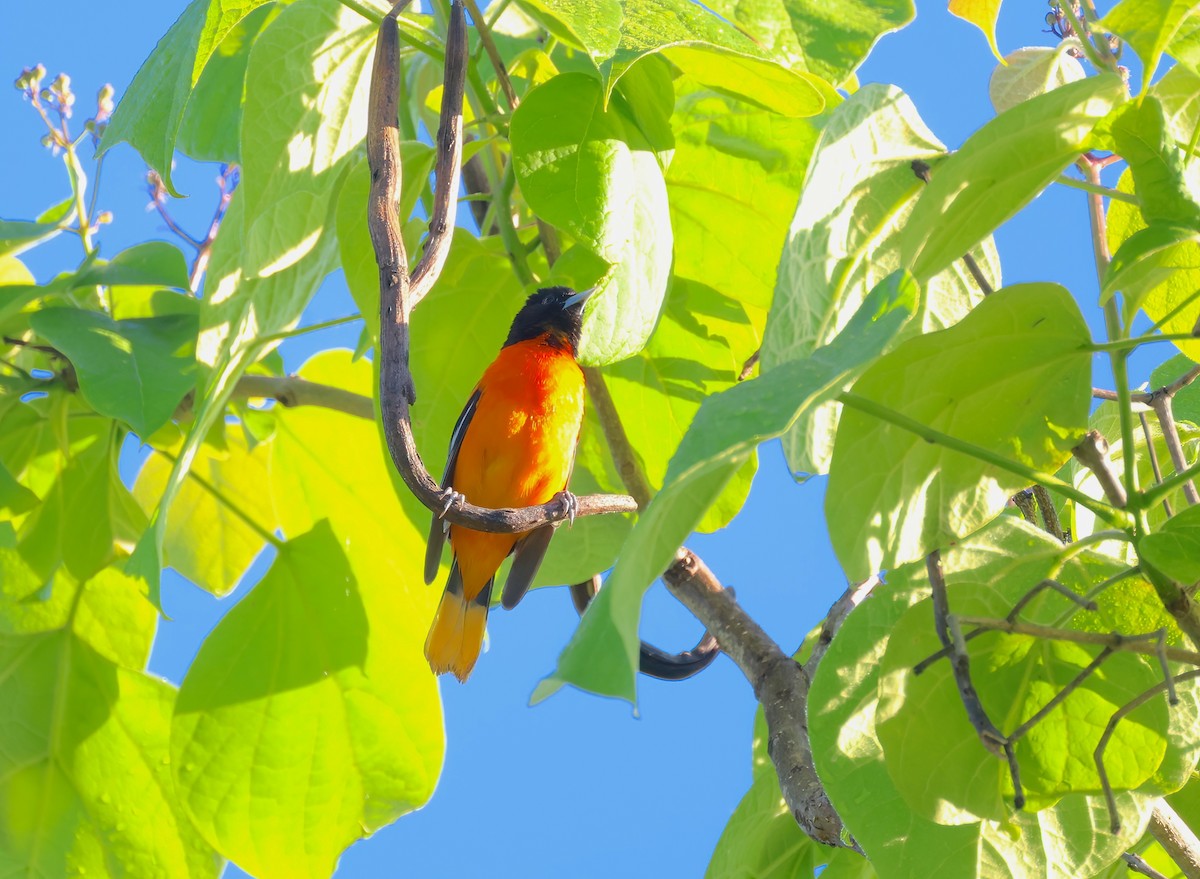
(518, 0, 826, 116)
(704, 0, 913, 85)
(900, 74, 1125, 282)
(762, 84, 997, 480)
(511, 72, 673, 365)
(98, 0, 276, 194)
(950, 0, 1004, 61)
(827, 283, 1092, 581)
(989, 44, 1086, 113)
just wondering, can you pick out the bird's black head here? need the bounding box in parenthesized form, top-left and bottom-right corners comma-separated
(504, 285, 596, 353)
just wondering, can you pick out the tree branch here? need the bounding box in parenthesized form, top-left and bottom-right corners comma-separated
(662, 549, 852, 848)
(367, 0, 638, 533)
(1150, 390, 1200, 506)
(1150, 801, 1200, 879)
(1072, 429, 1128, 508)
(569, 576, 720, 681)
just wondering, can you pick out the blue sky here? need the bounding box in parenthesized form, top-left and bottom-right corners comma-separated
(0, 2, 1149, 876)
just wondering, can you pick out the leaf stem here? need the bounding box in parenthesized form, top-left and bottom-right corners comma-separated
(256, 314, 363, 344)
(1083, 157, 1141, 512)
(1089, 333, 1200, 352)
(837, 391, 1128, 525)
(1054, 173, 1136, 203)
(1143, 457, 1200, 510)
(155, 449, 283, 548)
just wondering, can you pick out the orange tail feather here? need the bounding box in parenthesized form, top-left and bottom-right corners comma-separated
(424, 565, 491, 682)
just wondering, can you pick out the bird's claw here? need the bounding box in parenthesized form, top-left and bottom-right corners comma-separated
(555, 490, 580, 527)
(436, 487, 466, 519)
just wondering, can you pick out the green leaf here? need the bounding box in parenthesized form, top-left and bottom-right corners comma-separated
(667, 78, 824, 311)
(809, 517, 1162, 879)
(705, 770, 818, 879)
(74, 241, 192, 290)
(240, 0, 374, 279)
(18, 429, 146, 585)
(173, 520, 439, 879)
(0, 253, 35, 286)
(1139, 505, 1200, 587)
(1152, 65, 1200, 158)
(98, 0, 275, 194)
(1151, 354, 1200, 424)
(1107, 169, 1200, 361)
(899, 74, 1126, 282)
(538, 271, 917, 703)
(762, 84, 998, 480)
(517, 0, 826, 117)
(601, 278, 762, 534)
(1103, 224, 1200, 318)
(826, 283, 1092, 581)
(1101, 0, 1200, 88)
(29, 309, 198, 437)
(949, 0, 1004, 60)
(511, 72, 673, 365)
(0, 199, 74, 256)
(0, 591, 219, 878)
(1103, 96, 1200, 228)
(704, 0, 913, 85)
(177, 4, 277, 163)
(134, 435, 278, 597)
(110, 286, 202, 320)
(878, 586, 1165, 821)
(989, 44, 1087, 114)
(0, 459, 38, 518)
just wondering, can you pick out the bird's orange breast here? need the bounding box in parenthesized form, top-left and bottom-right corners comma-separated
(449, 337, 585, 596)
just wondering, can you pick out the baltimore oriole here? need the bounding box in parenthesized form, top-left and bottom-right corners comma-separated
(423, 285, 596, 681)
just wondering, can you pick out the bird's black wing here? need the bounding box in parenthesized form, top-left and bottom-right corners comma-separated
(424, 388, 481, 585)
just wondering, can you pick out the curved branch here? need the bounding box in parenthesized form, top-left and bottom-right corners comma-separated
(569, 576, 720, 682)
(366, 2, 638, 534)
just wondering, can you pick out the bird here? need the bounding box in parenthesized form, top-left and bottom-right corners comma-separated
(423, 285, 596, 682)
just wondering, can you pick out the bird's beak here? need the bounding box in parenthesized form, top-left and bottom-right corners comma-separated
(564, 286, 598, 309)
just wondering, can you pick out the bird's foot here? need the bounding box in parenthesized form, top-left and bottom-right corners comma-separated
(554, 490, 580, 527)
(436, 486, 466, 519)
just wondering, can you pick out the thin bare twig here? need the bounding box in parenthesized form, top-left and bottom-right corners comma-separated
(1032, 484, 1067, 542)
(1072, 429, 1128, 507)
(926, 550, 1024, 806)
(569, 575, 720, 681)
(1150, 390, 1200, 506)
(1012, 489, 1038, 524)
(582, 367, 654, 507)
(462, 0, 518, 110)
(806, 576, 879, 672)
(367, 0, 638, 533)
(739, 350, 760, 382)
(1141, 411, 1175, 517)
(1123, 852, 1172, 879)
